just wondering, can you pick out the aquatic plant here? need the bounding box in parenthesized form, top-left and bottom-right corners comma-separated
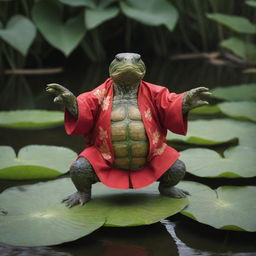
(0, 0, 254, 68)
(0, 145, 77, 180)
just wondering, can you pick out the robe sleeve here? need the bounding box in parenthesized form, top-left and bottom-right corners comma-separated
(64, 92, 98, 136)
(155, 88, 188, 135)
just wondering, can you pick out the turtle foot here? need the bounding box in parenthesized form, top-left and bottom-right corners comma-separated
(61, 191, 91, 208)
(159, 185, 190, 198)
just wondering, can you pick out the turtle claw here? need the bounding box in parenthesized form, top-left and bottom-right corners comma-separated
(159, 186, 190, 198)
(61, 192, 91, 208)
(54, 95, 63, 104)
(182, 189, 190, 196)
(195, 100, 209, 108)
(201, 92, 212, 97)
(46, 87, 55, 93)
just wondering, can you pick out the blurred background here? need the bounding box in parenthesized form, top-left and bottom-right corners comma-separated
(0, 0, 255, 110)
(0, 0, 255, 70)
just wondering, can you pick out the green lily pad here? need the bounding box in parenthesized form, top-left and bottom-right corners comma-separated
(0, 110, 64, 129)
(0, 145, 77, 180)
(96, 185, 188, 227)
(32, 0, 86, 56)
(0, 178, 105, 246)
(218, 101, 256, 122)
(0, 178, 188, 246)
(190, 105, 221, 115)
(190, 102, 256, 122)
(180, 146, 256, 178)
(211, 83, 256, 101)
(178, 181, 256, 231)
(0, 15, 36, 56)
(120, 0, 178, 31)
(167, 119, 256, 147)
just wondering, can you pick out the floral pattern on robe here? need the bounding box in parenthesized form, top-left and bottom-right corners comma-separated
(153, 143, 167, 156)
(65, 78, 188, 189)
(144, 108, 152, 121)
(102, 96, 111, 111)
(98, 126, 111, 160)
(152, 129, 160, 145)
(93, 88, 106, 104)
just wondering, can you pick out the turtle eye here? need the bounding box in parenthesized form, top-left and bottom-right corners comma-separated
(115, 55, 123, 61)
(134, 54, 141, 61)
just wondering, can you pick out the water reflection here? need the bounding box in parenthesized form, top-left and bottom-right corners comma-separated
(0, 243, 71, 256)
(0, 76, 34, 110)
(0, 58, 255, 111)
(162, 218, 256, 255)
(0, 224, 179, 256)
(0, 126, 84, 157)
(58, 224, 178, 256)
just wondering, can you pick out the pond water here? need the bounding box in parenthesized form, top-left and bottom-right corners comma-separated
(0, 58, 256, 256)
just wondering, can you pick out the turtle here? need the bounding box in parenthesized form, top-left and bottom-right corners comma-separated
(46, 52, 211, 207)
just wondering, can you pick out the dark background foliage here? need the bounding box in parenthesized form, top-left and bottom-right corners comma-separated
(0, 0, 255, 70)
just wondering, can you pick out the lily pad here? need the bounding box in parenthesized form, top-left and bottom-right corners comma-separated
(120, 0, 178, 31)
(0, 178, 105, 246)
(218, 101, 256, 122)
(211, 83, 256, 101)
(0, 110, 64, 129)
(190, 102, 256, 122)
(0, 178, 188, 246)
(167, 119, 256, 147)
(180, 146, 256, 178)
(178, 181, 256, 231)
(32, 0, 86, 56)
(190, 105, 221, 115)
(0, 15, 36, 56)
(0, 145, 77, 180)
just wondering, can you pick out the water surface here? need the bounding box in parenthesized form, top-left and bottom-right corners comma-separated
(0, 58, 256, 255)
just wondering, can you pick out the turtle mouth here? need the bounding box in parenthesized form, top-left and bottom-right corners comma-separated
(111, 65, 145, 82)
(111, 65, 144, 76)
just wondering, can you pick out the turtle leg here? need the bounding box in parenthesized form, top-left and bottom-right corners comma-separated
(62, 157, 99, 208)
(158, 159, 189, 198)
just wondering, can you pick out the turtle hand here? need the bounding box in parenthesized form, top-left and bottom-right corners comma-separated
(46, 83, 78, 118)
(182, 87, 212, 113)
(46, 83, 71, 105)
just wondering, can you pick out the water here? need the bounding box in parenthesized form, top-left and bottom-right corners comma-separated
(0, 58, 256, 255)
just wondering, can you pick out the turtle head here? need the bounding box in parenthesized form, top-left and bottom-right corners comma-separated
(109, 53, 146, 86)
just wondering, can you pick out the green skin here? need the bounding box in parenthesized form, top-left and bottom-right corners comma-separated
(46, 53, 211, 208)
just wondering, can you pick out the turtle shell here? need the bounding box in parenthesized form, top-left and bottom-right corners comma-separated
(111, 101, 149, 170)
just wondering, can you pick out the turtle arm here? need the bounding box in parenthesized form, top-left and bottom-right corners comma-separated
(182, 87, 211, 114)
(63, 94, 78, 119)
(65, 92, 100, 136)
(46, 83, 78, 119)
(155, 89, 187, 135)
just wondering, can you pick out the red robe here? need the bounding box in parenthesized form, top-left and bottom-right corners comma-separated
(65, 78, 187, 189)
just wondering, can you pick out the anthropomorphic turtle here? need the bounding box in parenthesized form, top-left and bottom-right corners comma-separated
(46, 53, 211, 208)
